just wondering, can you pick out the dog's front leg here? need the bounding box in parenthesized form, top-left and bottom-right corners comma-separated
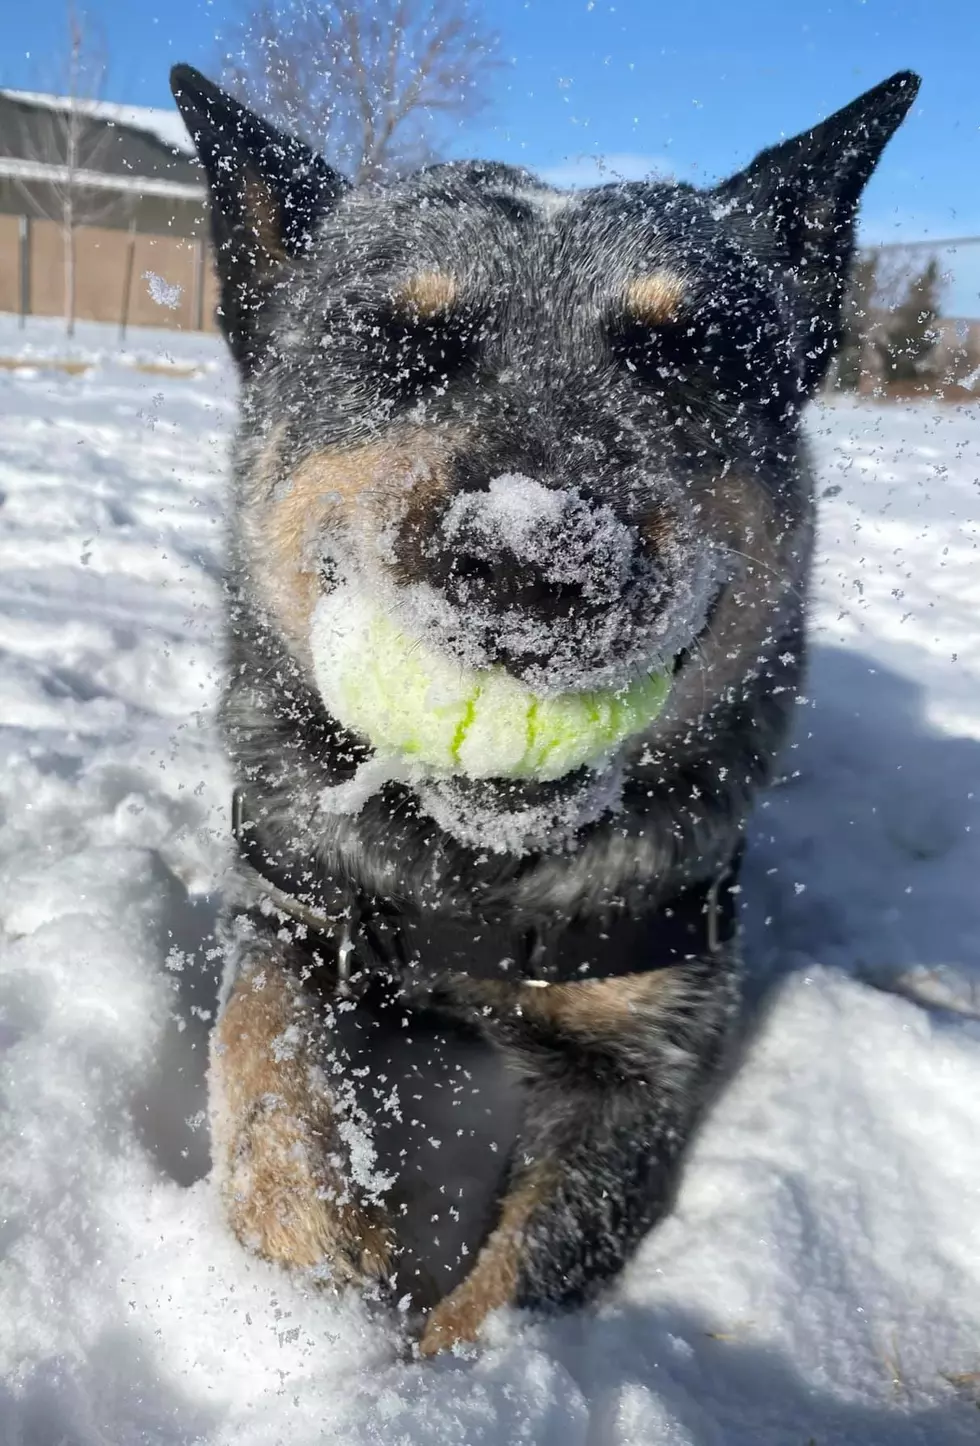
(210, 927, 392, 1289)
(417, 957, 738, 1355)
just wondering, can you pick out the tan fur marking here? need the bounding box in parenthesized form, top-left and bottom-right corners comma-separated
(395, 270, 458, 318)
(522, 969, 684, 1034)
(710, 468, 780, 557)
(211, 963, 391, 1284)
(642, 466, 779, 567)
(418, 1166, 552, 1356)
(436, 971, 685, 1036)
(253, 436, 451, 650)
(624, 271, 687, 326)
(243, 175, 287, 265)
(639, 505, 677, 556)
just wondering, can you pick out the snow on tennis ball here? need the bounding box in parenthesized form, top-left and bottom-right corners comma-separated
(310, 592, 671, 782)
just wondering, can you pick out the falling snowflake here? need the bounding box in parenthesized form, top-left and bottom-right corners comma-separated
(143, 271, 183, 310)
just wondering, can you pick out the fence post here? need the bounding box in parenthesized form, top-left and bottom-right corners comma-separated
(119, 218, 138, 343)
(193, 237, 205, 332)
(18, 216, 30, 329)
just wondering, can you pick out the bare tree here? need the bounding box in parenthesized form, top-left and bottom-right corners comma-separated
(10, 1, 115, 335)
(834, 249, 880, 391)
(959, 327, 980, 391)
(219, 0, 500, 183)
(874, 256, 943, 388)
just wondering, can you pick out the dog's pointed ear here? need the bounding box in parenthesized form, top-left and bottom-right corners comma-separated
(715, 71, 920, 393)
(170, 65, 348, 372)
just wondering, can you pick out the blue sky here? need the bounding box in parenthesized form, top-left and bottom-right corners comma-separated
(4, 0, 980, 312)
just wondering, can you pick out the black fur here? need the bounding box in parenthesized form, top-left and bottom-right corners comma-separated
(171, 65, 919, 1338)
(170, 65, 347, 372)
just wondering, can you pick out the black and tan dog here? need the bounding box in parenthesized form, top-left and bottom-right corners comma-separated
(170, 65, 918, 1354)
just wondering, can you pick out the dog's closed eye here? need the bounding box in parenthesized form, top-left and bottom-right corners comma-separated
(608, 296, 693, 389)
(361, 281, 488, 401)
(609, 278, 778, 406)
(608, 271, 694, 382)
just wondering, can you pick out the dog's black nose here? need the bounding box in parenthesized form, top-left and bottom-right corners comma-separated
(427, 475, 638, 670)
(447, 545, 588, 617)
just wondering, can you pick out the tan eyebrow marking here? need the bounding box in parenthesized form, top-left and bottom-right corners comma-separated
(394, 270, 459, 318)
(623, 271, 687, 326)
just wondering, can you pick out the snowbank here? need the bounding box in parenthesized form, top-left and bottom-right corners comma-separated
(1, 324, 978, 1442)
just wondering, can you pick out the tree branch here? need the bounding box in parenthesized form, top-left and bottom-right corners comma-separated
(220, 0, 500, 181)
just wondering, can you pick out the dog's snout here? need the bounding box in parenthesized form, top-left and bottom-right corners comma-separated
(384, 467, 685, 690)
(431, 474, 638, 638)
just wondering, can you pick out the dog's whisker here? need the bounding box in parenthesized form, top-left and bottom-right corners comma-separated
(725, 547, 808, 607)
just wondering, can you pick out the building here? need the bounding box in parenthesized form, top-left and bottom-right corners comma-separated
(0, 88, 216, 331)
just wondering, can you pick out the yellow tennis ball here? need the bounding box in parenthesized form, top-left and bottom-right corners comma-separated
(310, 593, 671, 782)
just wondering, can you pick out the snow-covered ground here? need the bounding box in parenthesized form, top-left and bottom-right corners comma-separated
(1, 315, 979, 1445)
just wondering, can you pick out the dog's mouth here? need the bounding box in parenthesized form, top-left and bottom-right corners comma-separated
(312, 578, 724, 855)
(313, 465, 726, 858)
(414, 765, 622, 855)
(409, 605, 718, 854)
(322, 471, 721, 697)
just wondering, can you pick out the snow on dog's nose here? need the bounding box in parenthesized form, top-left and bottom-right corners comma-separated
(370, 468, 715, 698)
(433, 474, 638, 654)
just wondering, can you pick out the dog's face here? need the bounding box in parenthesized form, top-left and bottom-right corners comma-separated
(172, 67, 917, 860)
(243, 172, 799, 696)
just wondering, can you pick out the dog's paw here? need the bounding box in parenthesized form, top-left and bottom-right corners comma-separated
(418, 1286, 487, 1357)
(223, 1100, 391, 1287)
(418, 1256, 518, 1357)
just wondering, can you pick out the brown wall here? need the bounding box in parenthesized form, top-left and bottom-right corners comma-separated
(0, 214, 20, 313)
(0, 177, 208, 239)
(0, 214, 218, 333)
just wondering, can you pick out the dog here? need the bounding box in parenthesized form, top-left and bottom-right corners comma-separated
(170, 64, 918, 1355)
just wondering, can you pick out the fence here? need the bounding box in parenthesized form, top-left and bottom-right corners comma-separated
(1, 217, 978, 341)
(863, 235, 980, 323)
(0, 213, 219, 334)
(841, 235, 980, 393)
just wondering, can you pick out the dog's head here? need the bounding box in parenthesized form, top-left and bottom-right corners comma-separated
(173, 66, 917, 863)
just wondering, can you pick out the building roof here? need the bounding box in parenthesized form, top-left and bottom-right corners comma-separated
(0, 154, 204, 200)
(0, 88, 206, 235)
(1, 89, 194, 158)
